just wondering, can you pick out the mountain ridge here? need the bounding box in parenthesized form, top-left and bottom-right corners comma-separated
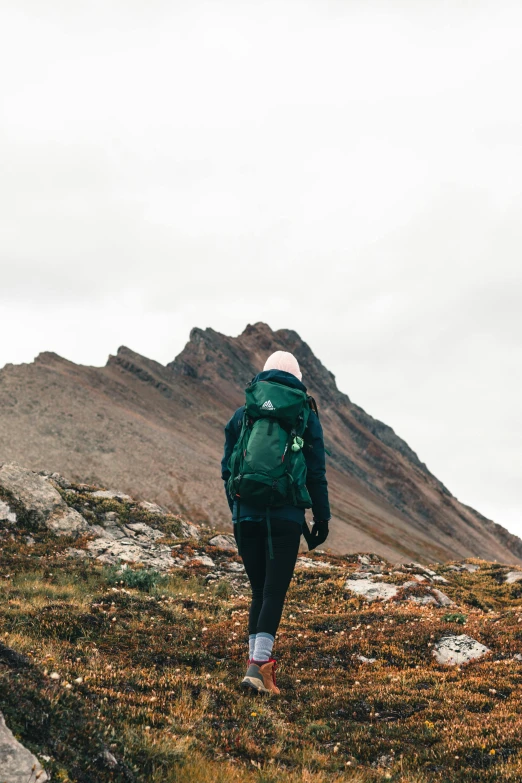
(0, 322, 519, 563)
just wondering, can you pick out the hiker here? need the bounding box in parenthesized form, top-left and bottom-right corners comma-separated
(221, 350, 331, 695)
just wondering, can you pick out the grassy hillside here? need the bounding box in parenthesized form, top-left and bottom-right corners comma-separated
(2, 518, 522, 782)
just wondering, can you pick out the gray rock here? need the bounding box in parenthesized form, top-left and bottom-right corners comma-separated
(0, 463, 88, 537)
(0, 710, 49, 782)
(461, 563, 479, 573)
(432, 575, 449, 584)
(431, 588, 454, 607)
(87, 537, 179, 570)
(296, 557, 339, 570)
(224, 561, 244, 572)
(410, 562, 437, 577)
(209, 534, 237, 552)
(91, 489, 132, 501)
(46, 507, 89, 536)
(179, 520, 200, 540)
(0, 500, 16, 524)
(345, 579, 398, 602)
(139, 500, 167, 514)
(356, 654, 376, 663)
(100, 748, 118, 768)
(50, 472, 71, 489)
(404, 584, 453, 607)
(187, 555, 215, 568)
(65, 548, 88, 559)
(101, 525, 126, 540)
(125, 522, 165, 541)
(433, 634, 489, 665)
(88, 524, 110, 538)
(410, 594, 438, 606)
(505, 571, 522, 584)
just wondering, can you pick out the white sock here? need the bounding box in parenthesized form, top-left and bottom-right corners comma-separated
(253, 632, 274, 662)
(249, 634, 256, 659)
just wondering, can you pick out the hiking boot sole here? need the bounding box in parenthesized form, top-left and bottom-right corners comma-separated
(241, 676, 270, 693)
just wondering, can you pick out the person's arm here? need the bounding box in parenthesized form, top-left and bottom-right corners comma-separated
(304, 411, 331, 522)
(221, 407, 244, 512)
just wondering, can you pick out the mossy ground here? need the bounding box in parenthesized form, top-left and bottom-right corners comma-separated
(1, 522, 522, 782)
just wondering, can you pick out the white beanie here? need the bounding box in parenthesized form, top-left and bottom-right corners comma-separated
(263, 350, 302, 381)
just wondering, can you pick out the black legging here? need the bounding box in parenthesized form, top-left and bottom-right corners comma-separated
(234, 519, 301, 638)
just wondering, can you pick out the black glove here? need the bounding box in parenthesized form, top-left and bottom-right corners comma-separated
(307, 520, 329, 551)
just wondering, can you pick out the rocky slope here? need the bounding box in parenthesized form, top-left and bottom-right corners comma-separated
(0, 322, 520, 563)
(2, 465, 522, 783)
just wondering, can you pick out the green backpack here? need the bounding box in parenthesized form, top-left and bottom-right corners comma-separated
(227, 379, 314, 558)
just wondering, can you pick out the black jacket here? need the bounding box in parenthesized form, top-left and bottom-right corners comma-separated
(221, 369, 331, 524)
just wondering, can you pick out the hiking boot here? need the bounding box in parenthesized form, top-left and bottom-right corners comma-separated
(241, 658, 280, 695)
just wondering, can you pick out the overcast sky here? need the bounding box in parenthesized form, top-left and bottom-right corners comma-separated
(1, 1, 521, 537)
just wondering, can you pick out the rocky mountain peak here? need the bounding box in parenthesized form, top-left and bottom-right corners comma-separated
(34, 351, 68, 366)
(169, 322, 346, 407)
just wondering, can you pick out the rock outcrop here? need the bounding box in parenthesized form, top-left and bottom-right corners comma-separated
(345, 577, 399, 602)
(0, 711, 49, 782)
(432, 635, 490, 666)
(0, 463, 88, 536)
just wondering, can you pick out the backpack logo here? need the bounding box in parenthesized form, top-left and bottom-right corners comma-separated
(261, 400, 275, 410)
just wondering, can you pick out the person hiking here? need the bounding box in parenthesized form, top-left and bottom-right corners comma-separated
(221, 350, 331, 695)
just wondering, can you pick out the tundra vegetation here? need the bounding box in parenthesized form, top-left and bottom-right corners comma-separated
(1, 474, 522, 782)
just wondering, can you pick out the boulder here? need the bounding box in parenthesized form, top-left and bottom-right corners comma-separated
(432, 634, 489, 665)
(345, 579, 398, 602)
(0, 500, 16, 524)
(431, 588, 454, 607)
(209, 534, 237, 552)
(0, 711, 49, 782)
(505, 571, 522, 585)
(0, 463, 88, 537)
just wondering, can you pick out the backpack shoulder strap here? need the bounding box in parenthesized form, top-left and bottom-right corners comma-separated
(307, 395, 320, 418)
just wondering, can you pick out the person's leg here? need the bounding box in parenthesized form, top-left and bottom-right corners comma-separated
(252, 519, 301, 661)
(234, 521, 266, 653)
